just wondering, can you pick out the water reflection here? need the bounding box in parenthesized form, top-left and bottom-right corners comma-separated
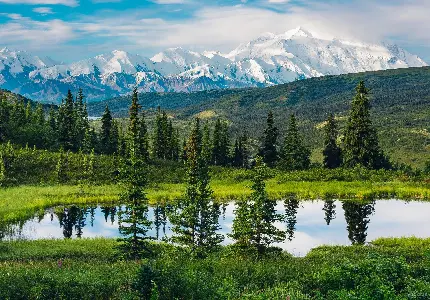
(343, 201, 375, 245)
(1, 199, 429, 256)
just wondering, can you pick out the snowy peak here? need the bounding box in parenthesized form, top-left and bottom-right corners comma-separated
(0, 26, 428, 103)
(283, 26, 314, 39)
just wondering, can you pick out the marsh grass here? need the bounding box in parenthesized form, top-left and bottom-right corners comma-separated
(1, 180, 429, 223)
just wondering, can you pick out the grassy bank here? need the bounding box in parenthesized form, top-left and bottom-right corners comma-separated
(1, 180, 430, 223)
(1, 237, 430, 299)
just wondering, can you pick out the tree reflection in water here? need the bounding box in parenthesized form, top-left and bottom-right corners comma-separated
(342, 200, 375, 245)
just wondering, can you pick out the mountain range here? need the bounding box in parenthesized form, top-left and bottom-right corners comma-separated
(0, 26, 427, 104)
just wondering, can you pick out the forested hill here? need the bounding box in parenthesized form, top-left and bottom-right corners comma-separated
(88, 66, 430, 167)
(0, 89, 52, 110)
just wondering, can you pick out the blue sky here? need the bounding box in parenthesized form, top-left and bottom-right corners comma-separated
(0, 0, 429, 63)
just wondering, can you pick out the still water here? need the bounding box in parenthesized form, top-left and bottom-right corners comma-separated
(2, 200, 429, 256)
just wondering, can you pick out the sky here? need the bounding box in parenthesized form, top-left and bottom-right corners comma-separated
(0, 0, 429, 63)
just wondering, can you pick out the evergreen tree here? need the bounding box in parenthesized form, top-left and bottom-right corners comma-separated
(75, 89, 89, 148)
(279, 114, 310, 170)
(118, 115, 152, 259)
(100, 105, 118, 155)
(212, 119, 229, 166)
(259, 111, 278, 167)
(128, 88, 149, 161)
(232, 132, 249, 168)
(201, 122, 212, 164)
(230, 157, 285, 255)
(57, 90, 77, 151)
(34, 103, 45, 126)
(343, 81, 389, 169)
(153, 107, 168, 159)
(169, 118, 223, 256)
(323, 114, 342, 169)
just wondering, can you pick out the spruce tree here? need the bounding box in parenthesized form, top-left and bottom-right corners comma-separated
(230, 157, 285, 255)
(279, 114, 310, 170)
(118, 95, 153, 259)
(260, 111, 278, 167)
(128, 88, 149, 161)
(100, 105, 118, 155)
(75, 89, 89, 148)
(212, 119, 229, 166)
(343, 81, 388, 169)
(169, 118, 223, 256)
(323, 114, 342, 169)
(201, 122, 212, 164)
(34, 103, 45, 126)
(57, 90, 77, 151)
(153, 107, 169, 159)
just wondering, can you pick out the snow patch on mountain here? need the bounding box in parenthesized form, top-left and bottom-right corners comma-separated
(0, 26, 427, 103)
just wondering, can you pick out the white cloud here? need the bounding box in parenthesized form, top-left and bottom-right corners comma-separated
(69, 0, 430, 59)
(0, 17, 75, 48)
(33, 7, 54, 14)
(268, 0, 290, 3)
(0, 0, 78, 6)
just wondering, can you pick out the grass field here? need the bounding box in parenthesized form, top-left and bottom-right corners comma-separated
(1, 237, 430, 299)
(1, 180, 429, 223)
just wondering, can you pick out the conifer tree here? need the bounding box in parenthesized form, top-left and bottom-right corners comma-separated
(201, 122, 212, 164)
(57, 90, 77, 151)
(279, 114, 310, 170)
(230, 156, 285, 255)
(170, 118, 223, 256)
(128, 88, 149, 161)
(34, 103, 45, 126)
(260, 111, 278, 167)
(153, 107, 169, 159)
(212, 119, 229, 166)
(323, 114, 342, 169)
(168, 124, 180, 161)
(343, 81, 389, 169)
(75, 89, 89, 148)
(100, 105, 118, 155)
(118, 94, 153, 259)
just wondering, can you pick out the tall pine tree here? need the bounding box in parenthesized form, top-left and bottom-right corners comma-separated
(323, 114, 342, 169)
(279, 114, 310, 170)
(343, 81, 389, 169)
(260, 111, 278, 167)
(230, 156, 285, 255)
(169, 118, 223, 256)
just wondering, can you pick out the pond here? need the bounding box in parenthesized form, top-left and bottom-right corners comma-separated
(2, 199, 430, 256)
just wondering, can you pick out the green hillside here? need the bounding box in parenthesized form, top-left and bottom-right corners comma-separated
(88, 67, 430, 167)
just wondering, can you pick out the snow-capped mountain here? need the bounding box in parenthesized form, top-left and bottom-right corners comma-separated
(0, 27, 427, 103)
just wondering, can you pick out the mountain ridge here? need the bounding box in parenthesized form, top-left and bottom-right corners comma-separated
(0, 26, 427, 103)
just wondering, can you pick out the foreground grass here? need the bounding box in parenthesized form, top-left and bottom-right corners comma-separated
(1, 180, 429, 223)
(1, 237, 430, 299)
